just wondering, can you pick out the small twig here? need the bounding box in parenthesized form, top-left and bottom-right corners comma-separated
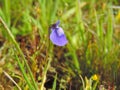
(111, 6, 120, 9)
(3, 71, 21, 90)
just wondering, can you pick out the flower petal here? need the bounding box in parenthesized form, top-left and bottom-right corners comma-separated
(56, 27, 64, 36)
(50, 30, 68, 46)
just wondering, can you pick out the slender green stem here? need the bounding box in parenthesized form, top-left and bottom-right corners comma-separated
(40, 24, 53, 90)
(52, 73, 57, 90)
(0, 17, 38, 90)
(79, 75, 85, 90)
(40, 58, 52, 90)
(15, 55, 34, 90)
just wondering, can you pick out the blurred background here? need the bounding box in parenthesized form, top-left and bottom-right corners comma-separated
(0, 0, 120, 90)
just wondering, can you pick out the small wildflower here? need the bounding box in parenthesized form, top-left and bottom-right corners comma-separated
(92, 74, 98, 81)
(116, 10, 120, 23)
(50, 20, 68, 46)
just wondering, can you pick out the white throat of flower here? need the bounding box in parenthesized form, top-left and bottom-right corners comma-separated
(56, 27, 64, 36)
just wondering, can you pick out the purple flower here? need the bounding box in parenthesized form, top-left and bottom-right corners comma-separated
(50, 20, 68, 46)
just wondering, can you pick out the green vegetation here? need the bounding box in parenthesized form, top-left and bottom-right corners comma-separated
(0, 0, 120, 90)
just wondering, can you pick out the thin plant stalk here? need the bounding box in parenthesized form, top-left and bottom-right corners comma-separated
(40, 26, 53, 90)
(40, 58, 52, 90)
(15, 55, 35, 90)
